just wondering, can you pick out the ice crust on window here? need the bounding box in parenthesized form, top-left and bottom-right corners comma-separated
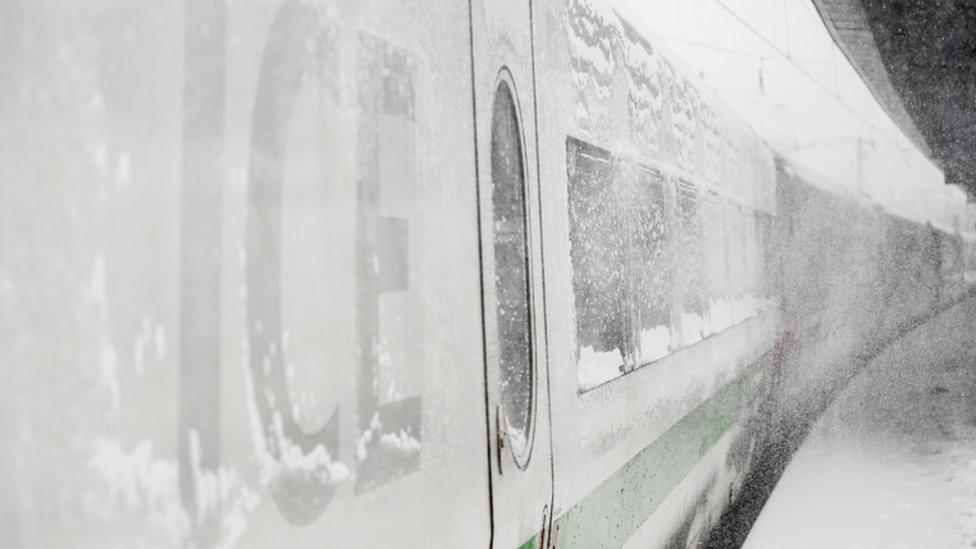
(564, 0, 777, 392)
(579, 345, 626, 391)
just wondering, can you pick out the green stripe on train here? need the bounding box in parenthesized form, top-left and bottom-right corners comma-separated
(554, 353, 770, 548)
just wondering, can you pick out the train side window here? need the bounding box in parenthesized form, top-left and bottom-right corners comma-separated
(566, 139, 674, 389)
(566, 137, 631, 391)
(634, 166, 672, 364)
(676, 180, 705, 345)
(490, 78, 535, 467)
(755, 212, 774, 297)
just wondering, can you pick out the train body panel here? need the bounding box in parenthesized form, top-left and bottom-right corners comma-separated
(531, 1, 782, 544)
(221, 1, 492, 546)
(2, 0, 491, 547)
(469, 0, 555, 545)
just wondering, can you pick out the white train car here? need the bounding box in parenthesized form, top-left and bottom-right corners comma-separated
(2, 0, 493, 546)
(222, 0, 490, 547)
(529, 1, 778, 546)
(9, 0, 971, 548)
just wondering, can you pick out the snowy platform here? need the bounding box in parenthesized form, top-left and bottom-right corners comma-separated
(744, 304, 976, 548)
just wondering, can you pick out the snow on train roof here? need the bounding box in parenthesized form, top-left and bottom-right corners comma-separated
(783, 156, 975, 239)
(781, 156, 876, 207)
(572, 0, 973, 240)
(564, 0, 776, 213)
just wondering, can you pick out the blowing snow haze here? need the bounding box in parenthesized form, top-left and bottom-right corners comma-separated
(0, 0, 975, 547)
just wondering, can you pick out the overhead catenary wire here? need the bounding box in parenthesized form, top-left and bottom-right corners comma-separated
(783, 0, 791, 59)
(722, 94, 868, 140)
(649, 0, 952, 217)
(656, 1, 938, 190)
(711, 0, 889, 139)
(708, 81, 920, 171)
(791, 0, 821, 20)
(660, 6, 906, 149)
(786, 0, 845, 96)
(703, 75, 887, 134)
(658, 34, 836, 65)
(780, 136, 918, 154)
(701, 67, 861, 78)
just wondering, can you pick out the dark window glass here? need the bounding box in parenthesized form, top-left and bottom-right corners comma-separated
(567, 137, 632, 390)
(676, 181, 705, 344)
(755, 211, 774, 297)
(566, 136, 770, 389)
(633, 166, 672, 363)
(567, 138, 675, 389)
(491, 80, 534, 464)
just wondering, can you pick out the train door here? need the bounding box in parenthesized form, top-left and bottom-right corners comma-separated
(470, 1, 554, 547)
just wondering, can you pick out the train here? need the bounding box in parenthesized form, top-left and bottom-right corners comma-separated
(1, 0, 974, 547)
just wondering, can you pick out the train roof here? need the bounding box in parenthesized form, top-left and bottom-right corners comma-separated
(562, 0, 777, 214)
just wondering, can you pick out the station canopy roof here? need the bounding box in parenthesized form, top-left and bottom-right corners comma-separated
(813, 0, 976, 198)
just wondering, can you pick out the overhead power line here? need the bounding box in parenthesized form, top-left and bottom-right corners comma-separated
(711, 0, 887, 138)
(659, 35, 835, 65)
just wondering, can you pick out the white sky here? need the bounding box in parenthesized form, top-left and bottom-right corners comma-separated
(613, 0, 971, 231)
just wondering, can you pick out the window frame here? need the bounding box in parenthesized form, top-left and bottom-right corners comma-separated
(488, 67, 538, 471)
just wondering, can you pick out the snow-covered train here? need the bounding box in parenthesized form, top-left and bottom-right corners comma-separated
(1, 0, 974, 547)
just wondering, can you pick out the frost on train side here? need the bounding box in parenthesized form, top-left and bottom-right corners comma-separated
(568, 138, 677, 391)
(0, 1, 264, 544)
(566, 0, 619, 136)
(566, 136, 774, 391)
(567, 138, 633, 390)
(564, 0, 776, 198)
(240, 12, 426, 528)
(564, 0, 776, 392)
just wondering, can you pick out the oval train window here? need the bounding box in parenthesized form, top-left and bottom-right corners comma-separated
(490, 76, 535, 468)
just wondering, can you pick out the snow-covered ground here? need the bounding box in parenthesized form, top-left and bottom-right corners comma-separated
(745, 305, 976, 548)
